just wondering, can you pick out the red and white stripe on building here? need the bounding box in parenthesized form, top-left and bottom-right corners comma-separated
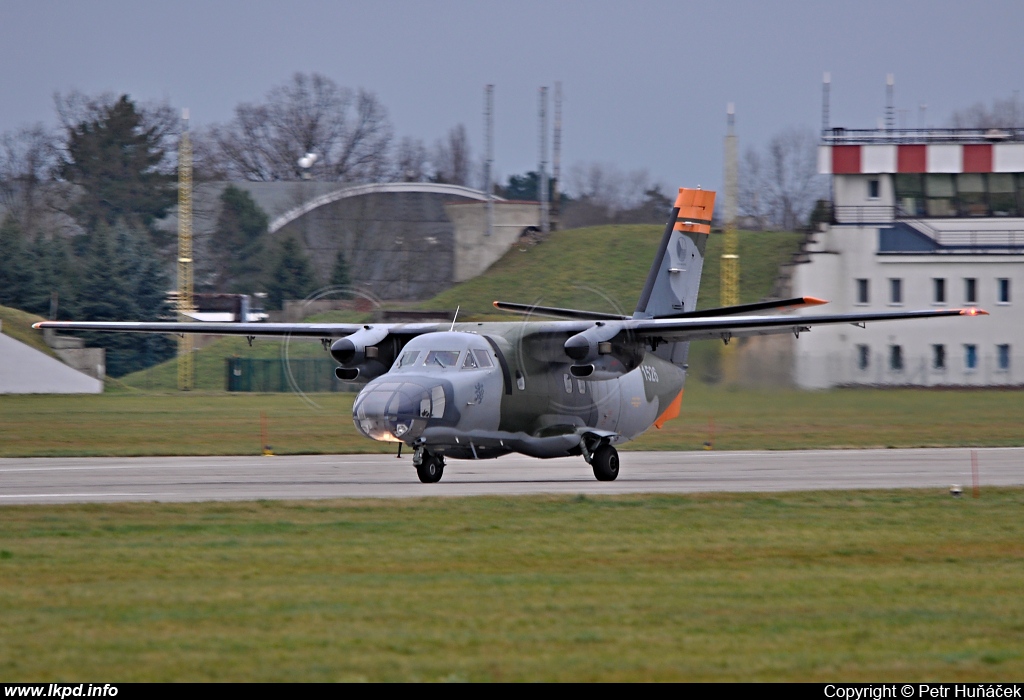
(819, 143, 1024, 174)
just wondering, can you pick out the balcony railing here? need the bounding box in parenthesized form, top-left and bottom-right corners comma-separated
(822, 127, 1024, 145)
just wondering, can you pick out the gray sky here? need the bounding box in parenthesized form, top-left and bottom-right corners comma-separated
(2, 0, 1021, 193)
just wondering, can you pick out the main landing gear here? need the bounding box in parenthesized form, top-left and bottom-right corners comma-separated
(413, 447, 445, 483)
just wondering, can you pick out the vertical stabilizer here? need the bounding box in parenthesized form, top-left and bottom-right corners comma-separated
(633, 188, 716, 319)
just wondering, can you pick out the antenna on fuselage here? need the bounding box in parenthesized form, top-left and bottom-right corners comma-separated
(450, 306, 461, 331)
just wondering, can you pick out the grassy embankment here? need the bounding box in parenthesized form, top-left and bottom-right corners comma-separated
(2, 490, 1022, 681)
(114, 225, 802, 391)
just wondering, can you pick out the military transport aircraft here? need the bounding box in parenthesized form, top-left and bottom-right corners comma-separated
(35, 188, 986, 483)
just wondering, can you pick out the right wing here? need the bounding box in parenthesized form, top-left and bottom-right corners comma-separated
(31, 320, 441, 339)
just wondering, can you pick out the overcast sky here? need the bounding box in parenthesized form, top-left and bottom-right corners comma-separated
(2, 0, 1021, 193)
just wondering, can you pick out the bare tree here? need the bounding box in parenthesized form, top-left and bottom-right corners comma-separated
(737, 146, 766, 228)
(0, 123, 58, 237)
(739, 126, 825, 230)
(394, 136, 429, 182)
(950, 94, 1024, 129)
(431, 124, 472, 186)
(566, 162, 653, 214)
(207, 73, 393, 182)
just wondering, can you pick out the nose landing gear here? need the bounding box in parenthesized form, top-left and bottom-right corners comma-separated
(413, 446, 445, 483)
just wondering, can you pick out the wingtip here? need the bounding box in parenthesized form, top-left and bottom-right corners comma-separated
(31, 322, 44, 329)
(803, 296, 829, 306)
(959, 307, 989, 316)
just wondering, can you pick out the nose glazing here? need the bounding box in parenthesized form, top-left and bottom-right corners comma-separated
(352, 381, 443, 442)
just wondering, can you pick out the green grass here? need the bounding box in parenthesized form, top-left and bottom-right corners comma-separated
(2, 490, 1023, 681)
(2, 387, 1022, 458)
(0, 305, 57, 358)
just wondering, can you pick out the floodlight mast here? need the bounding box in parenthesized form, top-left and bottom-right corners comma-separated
(177, 108, 194, 391)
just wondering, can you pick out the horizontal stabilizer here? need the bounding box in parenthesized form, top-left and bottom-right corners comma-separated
(657, 296, 828, 319)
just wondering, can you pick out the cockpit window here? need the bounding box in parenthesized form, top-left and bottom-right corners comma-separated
(396, 350, 421, 369)
(472, 349, 493, 368)
(424, 350, 461, 368)
(463, 348, 493, 369)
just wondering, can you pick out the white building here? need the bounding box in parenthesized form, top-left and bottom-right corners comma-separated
(791, 128, 1024, 388)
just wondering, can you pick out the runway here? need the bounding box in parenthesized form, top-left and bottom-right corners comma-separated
(1, 447, 1021, 504)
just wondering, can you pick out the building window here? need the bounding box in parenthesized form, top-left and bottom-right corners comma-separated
(856, 345, 870, 370)
(890, 278, 903, 305)
(997, 344, 1010, 371)
(965, 278, 977, 304)
(856, 279, 869, 305)
(998, 278, 1011, 304)
(933, 278, 946, 304)
(932, 344, 946, 370)
(868, 179, 880, 200)
(965, 344, 978, 371)
(890, 345, 903, 371)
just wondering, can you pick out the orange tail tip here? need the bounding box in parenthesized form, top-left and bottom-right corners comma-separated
(653, 390, 684, 430)
(673, 188, 716, 234)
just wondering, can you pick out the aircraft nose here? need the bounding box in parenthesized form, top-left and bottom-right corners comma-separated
(352, 380, 446, 442)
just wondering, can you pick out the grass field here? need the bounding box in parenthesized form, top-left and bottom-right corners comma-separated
(2, 385, 1022, 458)
(2, 490, 1022, 681)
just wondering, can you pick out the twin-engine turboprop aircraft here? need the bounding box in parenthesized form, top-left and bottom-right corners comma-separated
(35, 188, 986, 483)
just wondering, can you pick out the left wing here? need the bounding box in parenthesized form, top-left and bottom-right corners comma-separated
(630, 307, 988, 344)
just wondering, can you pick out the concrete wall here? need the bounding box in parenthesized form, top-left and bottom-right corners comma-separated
(0, 323, 103, 394)
(445, 201, 541, 282)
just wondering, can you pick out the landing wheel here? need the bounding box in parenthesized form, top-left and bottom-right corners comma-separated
(416, 454, 445, 483)
(591, 444, 619, 481)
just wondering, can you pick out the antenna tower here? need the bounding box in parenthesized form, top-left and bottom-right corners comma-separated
(538, 86, 549, 234)
(552, 81, 562, 227)
(177, 109, 194, 391)
(484, 84, 494, 237)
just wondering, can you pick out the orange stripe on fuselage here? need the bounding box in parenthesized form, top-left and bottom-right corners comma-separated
(673, 188, 716, 234)
(653, 389, 684, 430)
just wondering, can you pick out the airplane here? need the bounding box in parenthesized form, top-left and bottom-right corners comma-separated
(34, 187, 987, 483)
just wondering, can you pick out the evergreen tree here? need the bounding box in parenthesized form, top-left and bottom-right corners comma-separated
(58, 95, 175, 232)
(208, 185, 268, 293)
(267, 235, 318, 310)
(0, 214, 35, 309)
(330, 249, 352, 298)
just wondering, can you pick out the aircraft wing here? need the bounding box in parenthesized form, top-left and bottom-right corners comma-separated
(31, 320, 441, 338)
(629, 307, 987, 343)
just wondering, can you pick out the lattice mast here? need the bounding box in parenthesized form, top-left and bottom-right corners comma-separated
(177, 109, 194, 391)
(721, 103, 739, 309)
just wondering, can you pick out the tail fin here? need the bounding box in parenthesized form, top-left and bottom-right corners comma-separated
(633, 188, 716, 319)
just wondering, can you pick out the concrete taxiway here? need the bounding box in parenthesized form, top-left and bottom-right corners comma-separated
(1, 448, 1021, 504)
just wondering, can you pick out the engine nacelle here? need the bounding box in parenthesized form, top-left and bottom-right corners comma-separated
(330, 326, 390, 365)
(564, 322, 621, 364)
(335, 361, 388, 382)
(569, 354, 632, 381)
